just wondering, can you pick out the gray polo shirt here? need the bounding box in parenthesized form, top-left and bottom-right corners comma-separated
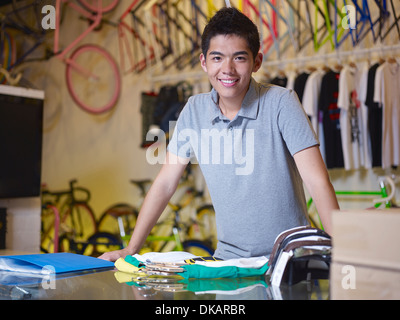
(168, 78, 319, 259)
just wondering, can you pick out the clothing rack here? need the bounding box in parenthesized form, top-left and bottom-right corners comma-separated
(262, 44, 400, 68)
(147, 44, 400, 84)
(148, 69, 208, 85)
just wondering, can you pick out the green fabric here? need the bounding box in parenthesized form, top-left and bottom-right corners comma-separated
(123, 255, 269, 280)
(181, 276, 267, 293)
(179, 263, 269, 279)
(124, 256, 145, 269)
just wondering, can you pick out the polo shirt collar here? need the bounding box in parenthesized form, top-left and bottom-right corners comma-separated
(210, 78, 259, 123)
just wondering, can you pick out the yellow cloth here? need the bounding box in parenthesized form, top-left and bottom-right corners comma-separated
(115, 257, 143, 274)
(114, 271, 136, 284)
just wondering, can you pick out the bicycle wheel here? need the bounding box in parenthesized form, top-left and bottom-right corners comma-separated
(61, 202, 97, 243)
(77, 0, 119, 14)
(65, 44, 121, 114)
(58, 233, 89, 254)
(58, 233, 74, 253)
(40, 204, 60, 253)
(40, 206, 56, 253)
(0, 32, 16, 83)
(98, 203, 138, 239)
(85, 232, 123, 257)
(183, 240, 214, 257)
(188, 205, 217, 250)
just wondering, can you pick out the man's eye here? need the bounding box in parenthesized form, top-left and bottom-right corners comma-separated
(236, 56, 246, 61)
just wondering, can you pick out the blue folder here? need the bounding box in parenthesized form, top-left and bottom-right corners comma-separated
(0, 252, 114, 274)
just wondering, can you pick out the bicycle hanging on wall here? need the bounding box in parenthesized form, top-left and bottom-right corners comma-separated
(53, 0, 121, 114)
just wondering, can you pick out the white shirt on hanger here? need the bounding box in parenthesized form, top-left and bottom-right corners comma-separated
(337, 64, 368, 170)
(374, 61, 400, 168)
(355, 62, 372, 169)
(285, 70, 297, 91)
(302, 68, 326, 162)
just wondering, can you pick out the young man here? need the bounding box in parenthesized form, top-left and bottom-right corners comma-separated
(99, 8, 339, 262)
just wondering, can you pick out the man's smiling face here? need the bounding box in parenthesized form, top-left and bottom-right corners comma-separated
(200, 34, 262, 107)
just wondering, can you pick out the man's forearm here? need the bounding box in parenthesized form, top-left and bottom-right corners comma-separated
(126, 152, 189, 254)
(310, 181, 339, 234)
(125, 178, 177, 254)
(294, 146, 340, 235)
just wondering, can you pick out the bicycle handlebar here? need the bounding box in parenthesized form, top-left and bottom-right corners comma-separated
(41, 179, 91, 203)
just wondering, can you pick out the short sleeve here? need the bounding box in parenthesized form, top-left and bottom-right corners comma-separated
(277, 90, 319, 156)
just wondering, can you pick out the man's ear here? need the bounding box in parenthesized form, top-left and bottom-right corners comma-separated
(253, 52, 263, 72)
(200, 53, 207, 72)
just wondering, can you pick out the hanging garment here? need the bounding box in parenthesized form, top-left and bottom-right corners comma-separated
(357, 63, 373, 169)
(365, 63, 383, 167)
(140, 91, 158, 148)
(293, 72, 311, 103)
(302, 69, 326, 162)
(270, 75, 288, 87)
(338, 63, 371, 170)
(318, 70, 344, 169)
(374, 61, 400, 168)
(285, 70, 297, 90)
(153, 82, 193, 134)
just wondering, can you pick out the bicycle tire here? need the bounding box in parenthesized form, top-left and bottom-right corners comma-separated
(0, 32, 16, 83)
(40, 215, 54, 254)
(40, 205, 60, 253)
(58, 233, 89, 255)
(65, 44, 121, 114)
(188, 204, 217, 250)
(183, 239, 214, 257)
(98, 203, 138, 238)
(77, 0, 119, 14)
(86, 231, 123, 257)
(61, 202, 97, 243)
(57, 233, 93, 255)
(58, 233, 73, 253)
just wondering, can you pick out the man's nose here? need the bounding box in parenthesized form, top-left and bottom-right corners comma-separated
(222, 59, 234, 74)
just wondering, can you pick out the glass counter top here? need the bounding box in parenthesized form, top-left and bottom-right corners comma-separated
(0, 267, 329, 300)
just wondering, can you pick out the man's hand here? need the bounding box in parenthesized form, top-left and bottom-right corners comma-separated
(97, 248, 133, 262)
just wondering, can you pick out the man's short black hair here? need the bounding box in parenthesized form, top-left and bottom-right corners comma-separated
(201, 7, 260, 60)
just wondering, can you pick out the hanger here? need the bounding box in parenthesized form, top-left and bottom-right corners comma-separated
(348, 61, 357, 68)
(323, 66, 331, 73)
(333, 63, 343, 72)
(306, 66, 317, 73)
(277, 69, 286, 78)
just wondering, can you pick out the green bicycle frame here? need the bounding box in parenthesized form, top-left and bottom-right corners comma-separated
(307, 183, 392, 230)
